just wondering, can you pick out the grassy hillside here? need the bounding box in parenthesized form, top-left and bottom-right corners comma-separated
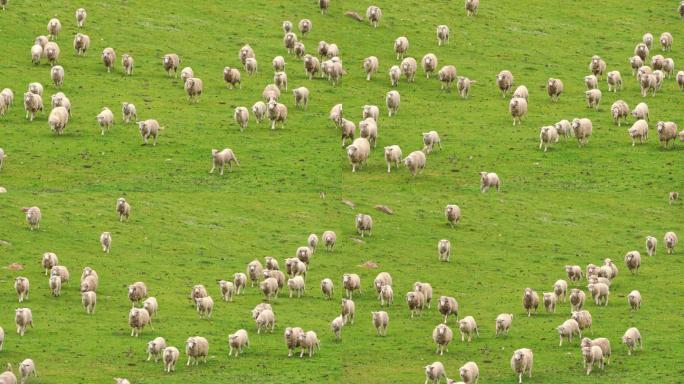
(0, 0, 682, 383)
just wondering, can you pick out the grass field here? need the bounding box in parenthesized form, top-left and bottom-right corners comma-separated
(0, 0, 683, 382)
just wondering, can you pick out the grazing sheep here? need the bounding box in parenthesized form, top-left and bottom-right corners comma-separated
(186, 336, 209, 364)
(401, 57, 417, 82)
(424, 362, 447, 384)
(342, 273, 361, 299)
(438, 66, 457, 90)
(587, 283, 609, 306)
(457, 76, 476, 98)
(582, 345, 604, 375)
(539, 126, 558, 152)
(128, 307, 151, 337)
(645, 236, 657, 256)
(255, 309, 276, 334)
(49, 275, 62, 297)
(670, 191, 679, 205)
(496, 70, 513, 97)
(101, 47, 116, 73)
(631, 102, 649, 121)
(624, 251, 641, 275)
(347, 138, 370, 172)
(366, 6, 382, 27)
(422, 131, 442, 154)
(284, 32, 298, 54)
(284, 327, 304, 357)
(48, 106, 69, 134)
(495, 313, 513, 337)
(321, 278, 334, 299)
(660, 32, 673, 51)
(223, 67, 241, 89)
(543, 292, 557, 313)
(252, 101, 266, 124)
(657, 121, 678, 148)
(585, 89, 601, 110)
(72, 33, 89, 56)
(22, 206, 41, 230)
(31, 44, 43, 64)
(522, 288, 539, 317)
(509, 97, 528, 125)
(445, 205, 461, 227)
(611, 100, 630, 126)
(234, 107, 249, 132)
(432, 324, 453, 355)
(436, 25, 450, 45)
(267, 99, 287, 130)
(116, 197, 130, 221)
(44, 42, 60, 65)
(19, 359, 36, 383)
(147, 337, 167, 362)
(438, 239, 451, 262)
(298, 331, 320, 358)
(163, 347, 179, 372)
(42, 252, 58, 275)
(479, 172, 500, 192)
(14, 277, 29, 303)
(664, 231, 678, 254)
(47, 18, 61, 40)
(195, 296, 213, 319)
(465, 0, 479, 15)
(557, 319, 580, 346)
(184, 77, 203, 103)
(394, 36, 409, 59)
(128, 282, 147, 307)
(571, 118, 592, 146)
(571, 310, 593, 334)
(458, 316, 479, 343)
(288, 276, 305, 298)
(293, 87, 309, 109)
(511, 348, 533, 384)
(421, 53, 439, 79)
(406, 291, 425, 318)
(380, 284, 394, 307)
(547, 78, 563, 101)
(331, 315, 344, 340)
(121, 102, 137, 124)
(622, 327, 642, 355)
(438, 296, 458, 324)
(630, 56, 644, 75)
(404, 151, 426, 176)
(162, 54, 180, 77)
(137, 119, 163, 146)
(565, 265, 582, 282)
(298, 19, 312, 35)
(384, 145, 402, 173)
(628, 290, 642, 311)
(340, 298, 356, 325)
(121, 54, 134, 75)
(513, 85, 528, 100)
(322, 230, 336, 251)
(96, 107, 114, 135)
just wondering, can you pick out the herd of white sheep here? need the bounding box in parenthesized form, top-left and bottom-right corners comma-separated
(0, 0, 682, 383)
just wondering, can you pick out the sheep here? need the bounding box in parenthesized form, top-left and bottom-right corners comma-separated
(41, 253, 58, 276)
(267, 99, 287, 130)
(653, 69, 665, 90)
(347, 137, 371, 172)
(547, 78, 563, 101)
(186, 336, 209, 363)
(630, 56, 644, 75)
(627, 290, 642, 311)
(366, 6, 382, 27)
(465, 0, 479, 15)
(14, 308, 33, 336)
(162, 347, 179, 372)
(75, 7, 87, 27)
(632, 102, 649, 121)
(245, 58, 258, 76)
(298, 331, 320, 358)
(611, 100, 630, 126)
(571, 118, 592, 146)
(47, 18, 61, 40)
(30, 44, 43, 64)
(28, 82, 43, 96)
(329, 103, 343, 126)
(438, 66, 457, 90)
(624, 251, 641, 275)
(128, 282, 147, 307)
(306, 234, 318, 253)
(588, 55, 607, 78)
(438, 296, 458, 324)
(571, 310, 593, 334)
(496, 70, 513, 97)
(580, 338, 611, 368)
(121, 54, 134, 75)
(162, 54, 180, 77)
(669, 191, 678, 204)
(581, 345, 604, 375)
(553, 280, 568, 303)
(23, 92, 43, 122)
(298, 19, 312, 35)
(557, 318, 580, 346)
(495, 313, 513, 337)
(401, 57, 418, 82)
(657, 121, 678, 148)
(584, 75, 598, 90)
(438, 239, 451, 262)
(677, 71, 684, 89)
(542, 292, 557, 313)
(394, 36, 409, 60)
(294, 42, 305, 58)
(96, 107, 114, 135)
(322, 230, 336, 251)
(116, 197, 131, 221)
(234, 107, 249, 132)
(327, 43, 340, 58)
(663, 58, 675, 78)
(457, 316, 479, 343)
(652, 54, 665, 70)
(273, 71, 288, 92)
(284, 327, 304, 357)
(137, 119, 163, 146)
(282, 20, 293, 33)
(118, 102, 137, 125)
(338, 298, 356, 325)
(565, 265, 583, 283)
(293, 87, 309, 109)
(223, 67, 241, 89)
(44, 42, 60, 65)
(260, 277, 279, 301)
(432, 324, 453, 355)
(539, 126, 558, 152)
(20, 206, 41, 230)
(48, 106, 69, 134)
(285, 258, 307, 278)
(404, 151, 426, 176)
(18, 359, 36, 383)
(263, 269, 285, 289)
(664, 231, 678, 254)
(436, 25, 450, 45)
(424, 362, 447, 384)
(637, 65, 653, 81)
(585, 89, 601, 110)
(380, 284, 393, 307)
(323, 60, 344, 85)
(319, 0, 329, 13)
(522, 288, 539, 317)
(640, 73, 658, 96)
(239, 44, 255, 66)
(251, 101, 267, 124)
(509, 97, 528, 125)
(339, 118, 356, 147)
(245, 259, 264, 287)
(73, 33, 89, 56)
(422, 131, 442, 154)
(383, 145, 402, 173)
(255, 309, 276, 334)
(147, 337, 167, 362)
(287, 276, 305, 298)
(342, 273, 361, 299)
(14, 277, 29, 303)
(36, 35, 49, 48)
(49, 275, 62, 297)
(194, 296, 213, 319)
(80, 275, 98, 293)
(184, 77, 203, 103)
(317, 41, 329, 58)
(587, 283, 609, 306)
(457, 76, 476, 98)
(284, 32, 298, 54)
(0, 366, 16, 384)
(373, 272, 392, 294)
(511, 348, 533, 384)
(622, 327, 643, 355)
(406, 291, 426, 318)
(645, 236, 657, 256)
(49, 266, 69, 285)
(513, 85, 528, 100)
(128, 307, 151, 337)
(331, 315, 344, 340)
(303, 55, 320, 79)
(320, 278, 334, 299)
(101, 47, 116, 73)
(605, 71, 622, 92)
(78, 292, 96, 316)
(445, 205, 461, 227)
(49, 92, 70, 117)
(660, 32, 673, 51)
(479, 172, 500, 192)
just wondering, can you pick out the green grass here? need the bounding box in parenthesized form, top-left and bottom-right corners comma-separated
(0, 0, 683, 383)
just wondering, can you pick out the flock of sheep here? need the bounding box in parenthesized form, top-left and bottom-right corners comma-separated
(0, 0, 682, 383)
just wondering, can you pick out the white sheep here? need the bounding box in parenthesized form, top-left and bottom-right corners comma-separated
(457, 76, 476, 98)
(422, 131, 442, 153)
(380, 284, 393, 307)
(584, 74, 598, 90)
(585, 89, 601, 110)
(339, 118, 355, 147)
(347, 138, 370, 172)
(513, 85, 528, 100)
(660, 32, 673, 51)
(122, 54, 134, 75)
(587, 283, 609, 306)
(539, 126, 558, 152)
(438, 65, 457, 90)
(96, 107, 114, 135)
(14, 277, 29, 303)
(163, 346, 179, 372)
(611, 100, 630, 127)
(116, 197, 130, 221)
(571, 118, 592, 146)
(557, 318, 580, 346)
(424, 362, 447, 384)
(195, 296, 213, 319)
(624, 251, 641, 275)
(495, 313, 513, 337)
(303, 54, 320, 79)
(645, 235, 657, 256)
(15, 308, 33, 336)
(509, 97, 528, 125)
(329, 103, 343, 126)
(554, 280, 568, 302)
(664, 231, 678, 254)
(101, 47, 116, 73)
(255, 309, 276, 334)
(75, 7, 87, 26)
(479, 172, 500, 192)
(342, 273, 361, 299)
(401, 57, 417, 82)
(630, 55, 644, 75)
(622, 327, 642, 355)
(581, 345, 604, 375)
(438, 296, 458, 324)
(631, 102, 649, 121)
(571, 310, 593, 334)
(121, 102, 137, 124)
(44, 42, 60, 65)
(72, 33, 90, 57)
(445, 204, 461, 227)
(496, 70, 513, 97)
(437, 25, 450, 45)
(22, 206, 41, 230)
(662, 58, 675, 78)
(267, 99, 287, 130)
(223, 67, 241, 89)
(48, 106, 69, 134)
(581, 337, 611, 366)
(320, 278, 334, 299)
(432, 324, 453, 355)
(284, 327, 303, 357)
(245, 58, 258, 76)
(284, 32, 298, 54)
(210, 148, 239, 176)
(288, 276, 305, 298)
(49, 275, 62, 297)
(511, 348, 533, 384)
(186, 336, 209, 364)
(657, 121, 678, 148)
(260, 278, 279, 301)
(331, 315, 344, 340)
(565, 265, 582, 282)
(406, 291, 426, 318)
(184, 77, 203, 103)
(465, 0, 479, 15)
(542, 292, 557, 313)
(438, 239, 451, 262)
(41, 253, 57, 275)
(128, 281, 147, 307)
(239, 44, 255, 66)
(137, 119, 163, 146)
(252, 101, 266, 124)
(47, 18, 61, 40)
(522, 288, 539, 317)
(404, 151, 426, 176)
(384, 145, 402, 173)
(128, 307, 151, 337)
(322, 230, 336, 251)
(298, 331, 320, 358)
(147, 337, 166, 362)
(628, 290, 642, 311)
(547, 78, 563, 101)
(640, 73, 658, 97)
(388, 65, 401, 87)
(458, 316, 479, 342)
(294, 42, 305, 59)
(293, 87, 309, 109)
(366, 6, 382, 27)
(31, 44, 43, 64)
(162, 53, 180, 77)
(589, 55, 606, 78)
(234, 107, 249, 132)
(459, 361, 479, 384)
(394, 36, 409, 60)
(606, 71, 622, 92)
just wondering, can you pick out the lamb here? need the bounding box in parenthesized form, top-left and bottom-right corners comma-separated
(581, 345, 604, 375)
(664, 231, 678, 254)
(147, 337, 166, 362)
(628, 290, 642, 311)
(342, 273, 361, 299)
(547, 78, 563, 101)
(571, 118, 592, 146)
(14, 277, 29, 303)
(511, 348, 533, 384)
(48, 106, 69, 134)
(445, 204, 461, 227)
(624, 251, 641, 275)
(571, 310, 593, 334)
(422, 131, 442, 153)
(252, 101, 266, 124)
(303, 55, 320, 79)
(163, 347, 179, 372)
(260, 277, 279, 301)
(585, 89, 601, 110)
(288, 276, 305, 298)
(293, 87, 309, 109)
(554, 280, 568, 302)
(186, 336, 209, 363)
(640, 73, 658, 97)
(606, 71, 622, 92)
(645, 236, 657, 256)
(630, 56, 644, 75)
(75, 7, 87, 27)
(51, 265, 69, 284)
(637, 65, 653, 81)
(539, 126, 558, 152)
(438, 296, 458, 323)
(587, 283, 609, 306)
(267, 99, 287, 130)
(184, 77, 203, 103)
(389, 65, 401, 87)
(321, 278, 334, 299)
(479, 172, 500, 192)
(632, 102, 649, 121)
(122, 54, 134, 75)
(437, 25, 450, 45)
(331, 315, 344, 340)
(660, 32, 673, 51)
(245, 58, 258, 76)
(223, 67, 241, 89)
(509, 97, 528, 125)
(657, 121, 678, 148)
(589, 55, 607, 78)
(128, 307, 151, 337)
(340, 298, 356, 325)
(438, 66, 457, 89)
(283, 32, 297, 54)
(384, 145, 402, 173)
(394, 36, 409, 60)
(137, 119, 163, 146)
(542, 292, 557, 313)
(195, 296, 213, 319)
(465, 0, 479, 16)
(31, 44, 43, 64)
(457, 76, 476, 98)
(340, 118, 355, 147)
(401, 57, 418, 82)
(611, 100, 630, 126)
(432, 324, 453, 355)
(347, 138, 370, 172)
(255, 309, 276, 334)
(496, 70, 514, 96)
(622, 327, 643, 355)
(73, 33, 89, 56)
(404, 150, 426, 176)
(406, 291, 426, 318)
(50, 275, 62, 297)
(121, 102, 137, 124)
(513, 85, 529, 100)
(284, 327, 304, 357)
(522, 288, 539, 317)
(101, 47, 116, 73)
(322, 231, 336, 251)
(458, 316, 479, 342)
(366, 6, 382, 27)
(380, 284, 394, 307)
(557, 319, 580, 346)
(424, 362, 447, 384)
(19, 359, 37, 383)
(495, 313, 513, 337)
(47, 18, 61, 40)
(44, 42, 60, 65)
(128, 282, 147, 307)
(584, 75, 598, 90)
(438, 239, 451, 262)
(96, 107, 114, 135)
(298, 331, 320, 358)
(23, 92, 43, 122)
(234, 107, 249, 132)
(329, 103, 343, 126)
(15, 308, 33, 336)
(116, 197, 131, 221)
(162, 54, 180, 77)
